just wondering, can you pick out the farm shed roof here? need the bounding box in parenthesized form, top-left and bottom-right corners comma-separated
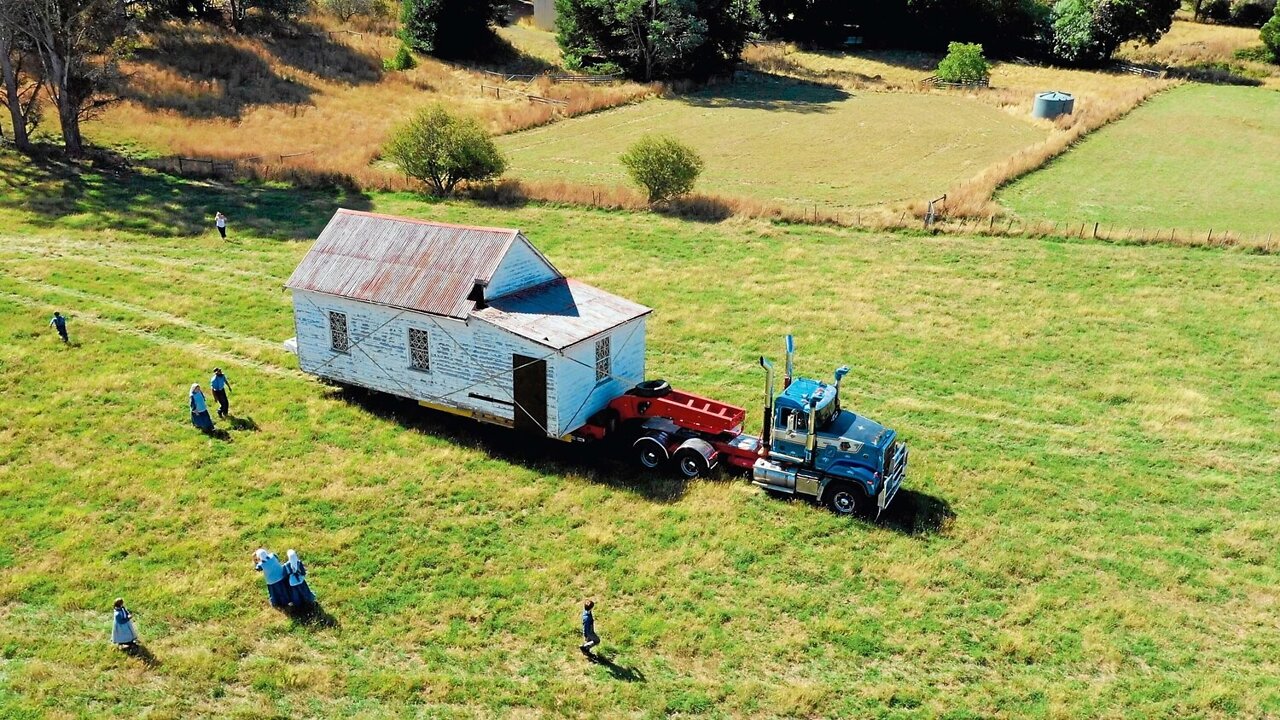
(285, 209, 548, 319)
(475, 278, 651, 350)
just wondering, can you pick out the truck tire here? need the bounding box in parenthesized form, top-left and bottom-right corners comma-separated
(634, 435, 669, 469)
(825, 483, 866, 518)
(672, 439, 716, 479)
(633, 379, 672, 398)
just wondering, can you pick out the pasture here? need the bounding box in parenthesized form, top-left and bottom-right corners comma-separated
(497, 82, 1046, 212)
(999, 84, 1280, 236)
(2, 156, 1279, 718)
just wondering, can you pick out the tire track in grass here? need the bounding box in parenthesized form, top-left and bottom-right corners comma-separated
(0, 273, 283, 355)
(0, 291, 302, 380)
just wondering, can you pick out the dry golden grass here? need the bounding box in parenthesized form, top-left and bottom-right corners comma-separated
(1116, 19, 1280, 89)
(87, 19, 657, 187)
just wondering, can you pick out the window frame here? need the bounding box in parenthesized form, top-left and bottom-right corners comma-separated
(329, 311, 349, 354)
(407, 326, 431, 372)
(594, 335, 611, 384)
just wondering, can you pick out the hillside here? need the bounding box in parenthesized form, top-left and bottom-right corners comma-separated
(1, 159, 1278, 718)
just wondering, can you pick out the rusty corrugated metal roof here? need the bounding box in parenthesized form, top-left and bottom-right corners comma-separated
(474, 278, 652, 350)
(285, 210, 529, 319)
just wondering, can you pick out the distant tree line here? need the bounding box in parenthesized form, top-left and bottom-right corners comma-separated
(1191, 0, 1276, 27)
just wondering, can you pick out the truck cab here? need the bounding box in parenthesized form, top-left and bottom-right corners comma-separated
(752, 345, 908, 517)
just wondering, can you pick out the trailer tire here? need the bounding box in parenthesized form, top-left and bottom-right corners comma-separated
(672, 439, 716, 479)
(633, 379, 672, 398)
(634, 436, 669, 469)
(825, 483, 866, 518)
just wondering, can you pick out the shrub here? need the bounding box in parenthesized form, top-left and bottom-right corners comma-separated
(935, 42, 990, 83)
(619, 134, 704, 204)
(1263, 9, 1280, 60)
(1231, 0, 1276, 27)
(383, 44, 417, 71)
(383, 105, 507, 196)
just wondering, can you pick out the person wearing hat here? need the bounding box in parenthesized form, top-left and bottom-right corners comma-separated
(190, 384, 215, 431)
(253, 549, 290, 608)
(210, 368, 231, 418)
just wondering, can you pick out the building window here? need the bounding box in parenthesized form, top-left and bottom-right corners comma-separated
(595, 336, 610, 383)
(329, 311, 349, 353)
(408, 327, 430, 371)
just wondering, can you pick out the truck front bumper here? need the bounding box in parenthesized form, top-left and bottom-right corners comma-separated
(878, 443, 908, 513)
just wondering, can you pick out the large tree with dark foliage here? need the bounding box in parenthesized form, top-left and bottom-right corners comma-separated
(555, 0, 755, 80)
(1050, 0, 1180, 65)
(400, 0, 506, 59)
(0, 0, 130, 156)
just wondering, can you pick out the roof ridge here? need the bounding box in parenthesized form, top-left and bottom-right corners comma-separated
(336, 208, 519, 236)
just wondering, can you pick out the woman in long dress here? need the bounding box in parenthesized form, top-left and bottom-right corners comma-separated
(190, 384, 215, 431)
(285, 549, 317, 608)
(111, 598, 137, 648)
(253, 548, 290, 608)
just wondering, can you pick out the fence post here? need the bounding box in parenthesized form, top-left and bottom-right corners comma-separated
(1207, 229, 1213, 243)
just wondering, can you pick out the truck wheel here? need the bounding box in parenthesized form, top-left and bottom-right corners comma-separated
(634, 436, 668, 469)
(826, 483, 864, 517)
(674, 450, 706, 479)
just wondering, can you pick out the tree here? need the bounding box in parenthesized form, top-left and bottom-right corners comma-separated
(1263, 2, 1280, 60)
(0, 0, 130, 156)
(0, 20, 42, 151)
(322, 0, 382, 23)
(1050, 0, 1180, 65)
(384, 105, 507, 196)
(399, 0, 505, 59)
(935, 41, 990, 82)
(619, 134, 703, 203)
(555, 0, 754, 80)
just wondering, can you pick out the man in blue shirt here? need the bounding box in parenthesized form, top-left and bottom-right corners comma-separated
(580, 600, 600, 657)
(49, 312, 68, 343)
(210, 368, 231, 417)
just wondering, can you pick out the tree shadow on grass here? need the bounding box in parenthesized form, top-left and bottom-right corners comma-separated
(681, 74, 851, 113)
(329, 385, 690, 504)
(262, 23, 383, 85)
(0, 149, 371, 240)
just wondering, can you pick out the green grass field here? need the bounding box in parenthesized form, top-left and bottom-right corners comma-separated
(497, 82, 1046, 212)
(2, 155, 1279, 718)
(1000, 84, 1280, 236)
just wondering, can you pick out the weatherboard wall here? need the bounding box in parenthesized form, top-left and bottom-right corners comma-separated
(555, 317, 647, 433)
(486, 235, 560, 299)
(291, 289, 562, 434)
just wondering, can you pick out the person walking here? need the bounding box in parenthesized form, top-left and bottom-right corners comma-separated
(580, 600, 600, 657)
(111, 598, 138, 649)
(189, 384, 215, 432)
(284, 549, 317, 609)
(210, 368, 231, 418)
(253, 549, 290, 608)
(49, 311, 69, 343)
(215, 211, 227, 239)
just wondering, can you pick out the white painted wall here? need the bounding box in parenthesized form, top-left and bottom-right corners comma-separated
(291, 289, 564, 434)
(487, 235, 559, 299)
(555, 317, 647, 432)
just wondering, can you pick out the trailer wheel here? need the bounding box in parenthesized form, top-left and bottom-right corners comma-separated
(634, 436, 668, 469)
(675, 450, 706, 479)
(825, 483, 864, 517)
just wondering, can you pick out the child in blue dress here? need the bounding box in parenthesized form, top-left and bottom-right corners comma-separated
(285, 549, 317, 608)
(111, 598, 137, 648)
(253, 549, 290, 608)
(190, 384, 215, 432)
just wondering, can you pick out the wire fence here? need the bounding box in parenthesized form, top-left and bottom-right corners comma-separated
(479, 70, 622, 85)
(479, 84, 567, 106)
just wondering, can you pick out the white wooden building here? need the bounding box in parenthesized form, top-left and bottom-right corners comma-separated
(285, 210, 650, 439)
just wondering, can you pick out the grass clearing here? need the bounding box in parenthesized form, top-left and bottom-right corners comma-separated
(999, 83, 1280, 235)
(1, 157, 1279, 717)
(496, 81, 1046, 211)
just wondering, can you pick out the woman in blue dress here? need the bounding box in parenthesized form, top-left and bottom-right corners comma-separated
(285, 549, 317, 608)
(190, 384, 215, 431)
(253, 548, 290, 608)
(111, 598, 137, 648)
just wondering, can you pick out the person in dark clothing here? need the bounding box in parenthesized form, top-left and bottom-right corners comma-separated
(580, 600, 600, 656)
(49, 312, 69, 343)
(215, 211, 227, 239)
(210, 368, 231, 418)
